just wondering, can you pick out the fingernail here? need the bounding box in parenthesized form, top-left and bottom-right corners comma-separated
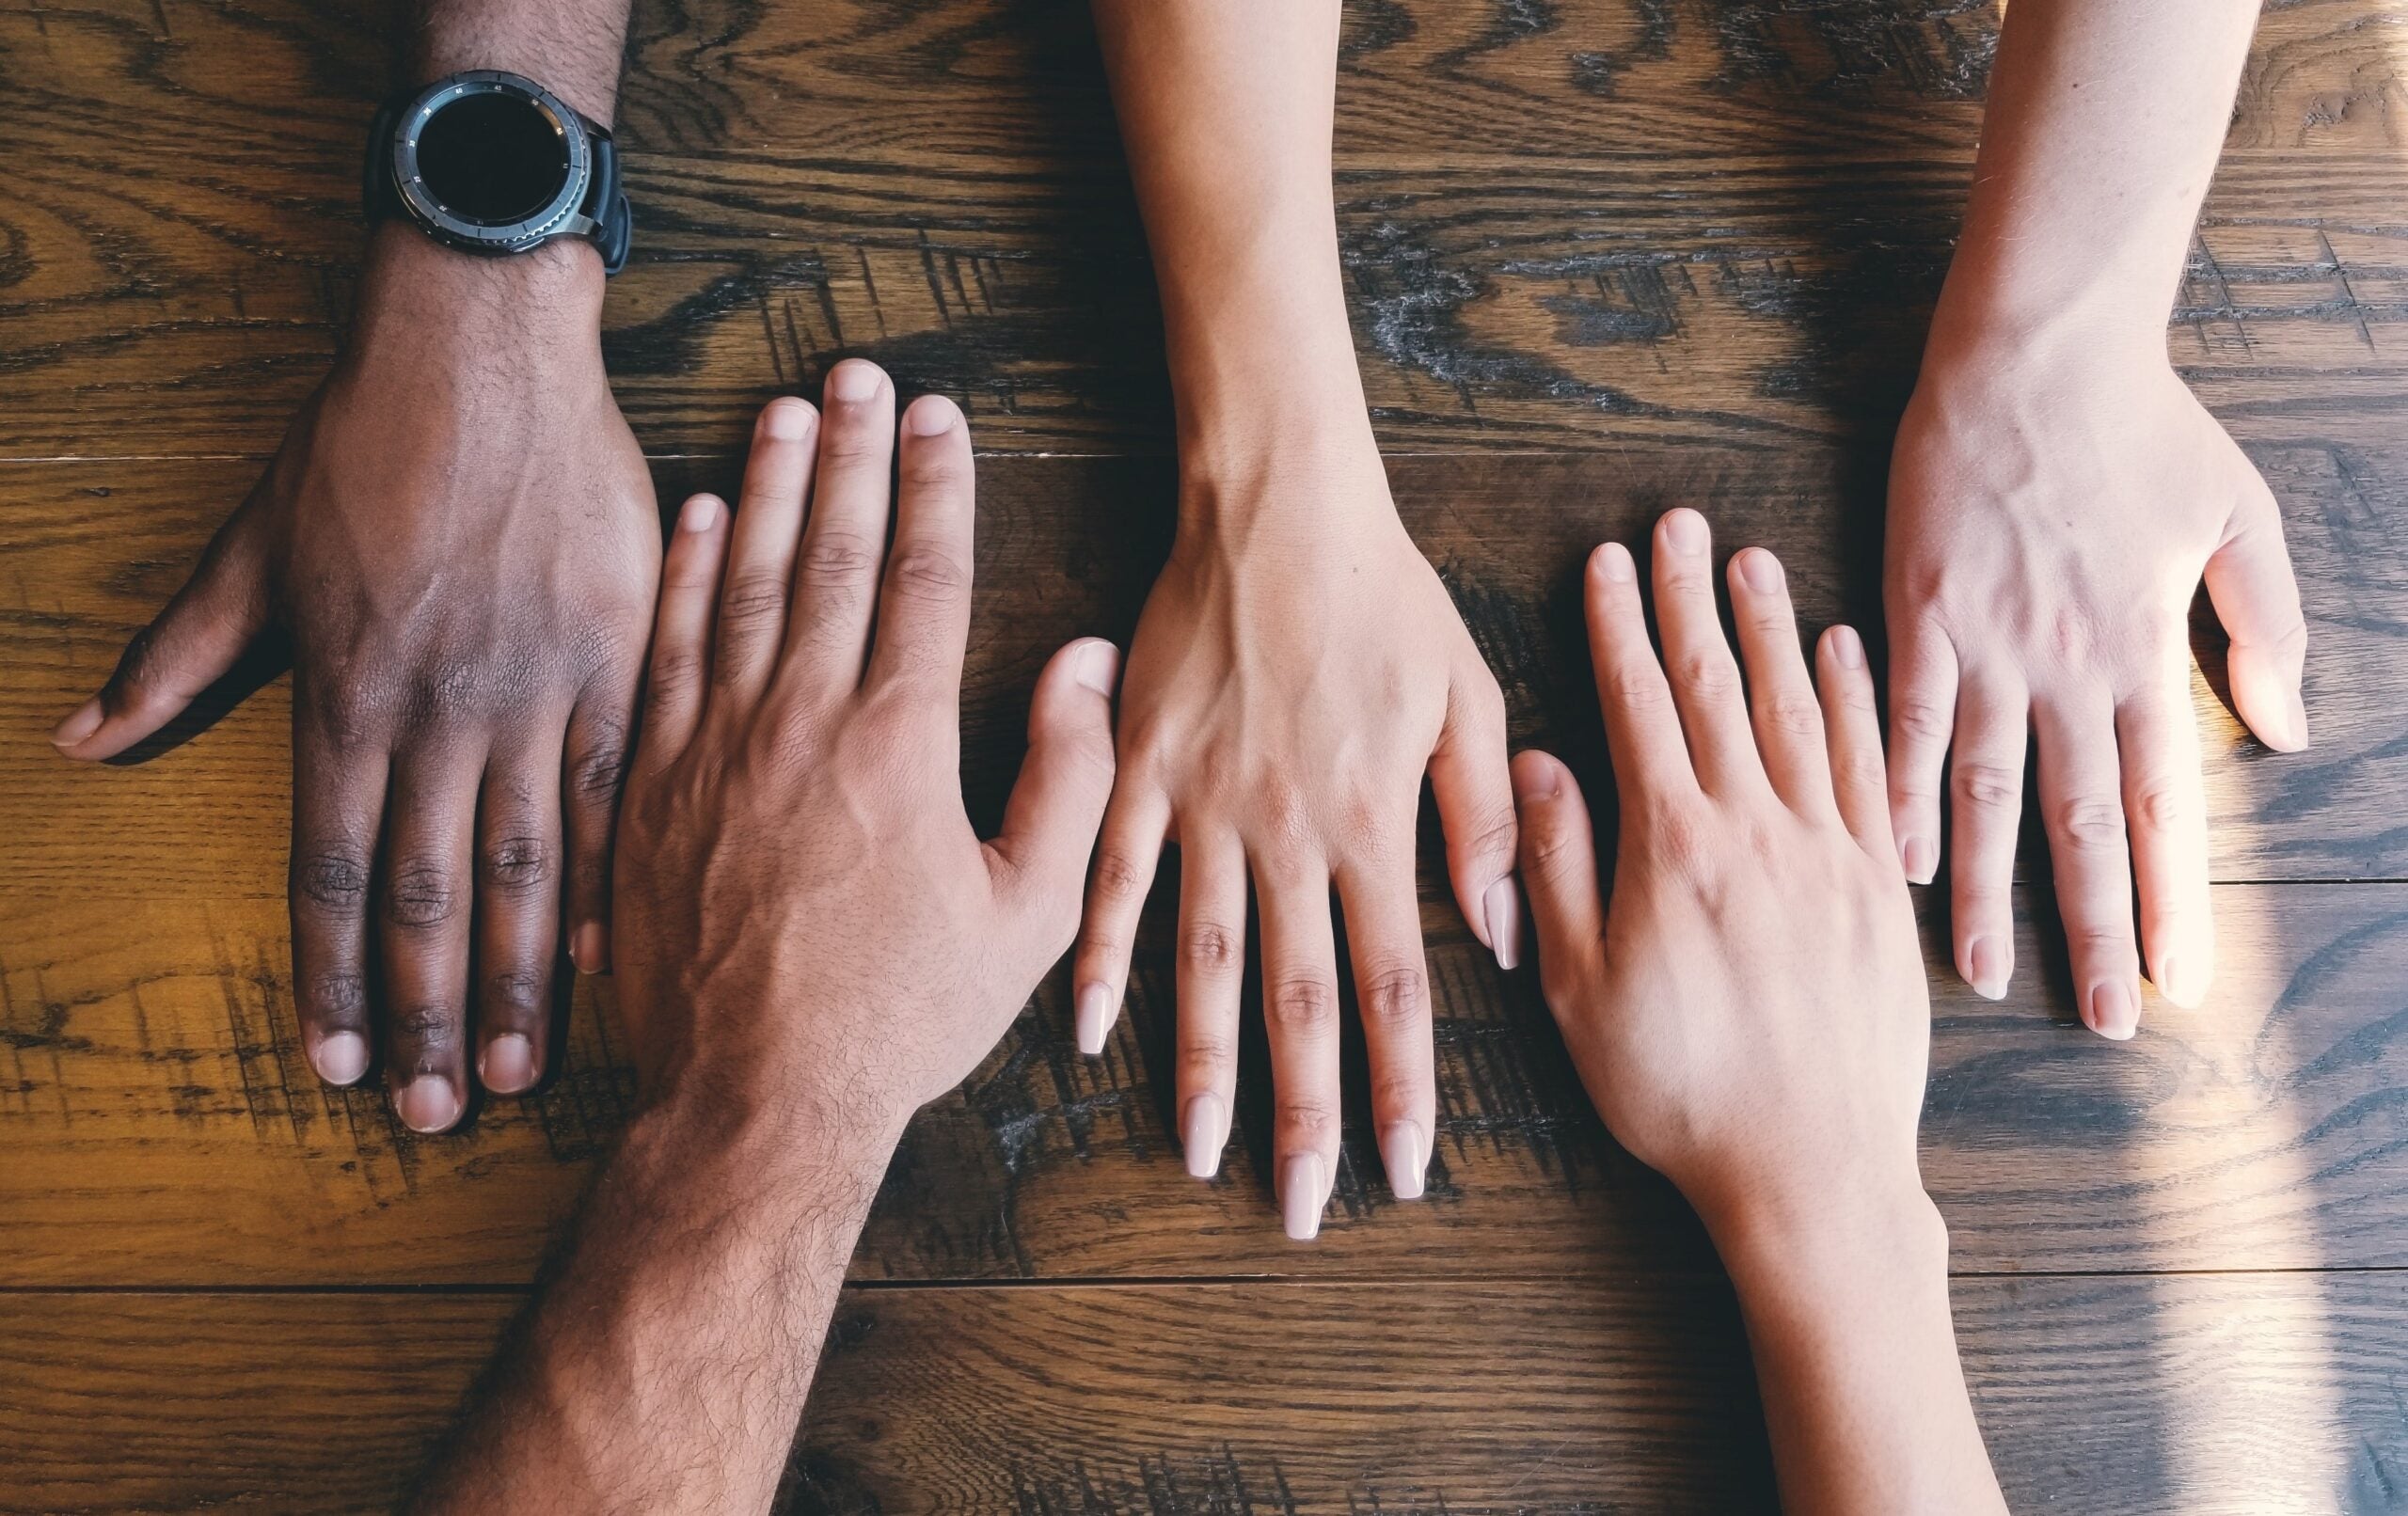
(1594, 543, 1635, 583)
(1662, 509, 1707, 553)
(395, 1076, 460, 1134)
(1380, 1120, 1427, 1201)
(2089, 980, 2139, 1041)
(1513, 753, 1562, 802)
(1073, 640, 1120, 697)
(904, 393, 959, 435)
(313, 1031, 369, 1087)
(1829, 624, 1865, 670)
(2154, 955, 2207, 1009)
(1182, 1093, 1226, 1179)
(1737, 547, 1782, 593)
(1965, 935, 2009, 1000)
(1074, 983, 1113, 1057)
(1900, 835, 1937, 884)
(1482, 878, 1520, 972)
(480, 1034, 537, 1095)
(2281, 688, 2311, 751)
(827, 361, 879, 404)
(762, 395, 816, 438)
(571, 921, 609, 975)
(51, 697, 103, 749)
(1281, 1152, 1326, 1241)
(681, 494, 721, 532)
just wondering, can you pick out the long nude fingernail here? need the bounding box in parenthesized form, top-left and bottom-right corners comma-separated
(1483, 878, 1520, 972)
(1182, 1093, 1226, 1179)
(1074, 983, 1113, 1057)
(1381, 1120, 1426, 1201)
(1281, 1152, 1326, 1241)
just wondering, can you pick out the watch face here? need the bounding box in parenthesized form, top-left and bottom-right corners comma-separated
(417, 91, 569, 224)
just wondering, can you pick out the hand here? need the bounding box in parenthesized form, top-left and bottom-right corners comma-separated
(1885, 343, 2308, 1036)
(610, 363, 1120, 1131)
(1071, 438, 1517, 1239)
(51, 229, 658, 1130)
(1512, 509, 1925, 1236)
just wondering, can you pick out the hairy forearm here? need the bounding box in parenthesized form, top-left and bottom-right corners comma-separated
(1089, 0, 1372, 470)
(1935, 0, 2258, 359)
(412, 0, 632, 124)
(405, 1096, 901, 1515)
(1706, 1185, 2005, 1516)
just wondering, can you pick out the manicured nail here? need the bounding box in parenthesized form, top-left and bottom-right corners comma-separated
(827, 361, 879, 403)
(51, 697, 103, 749)
(395, 1076, 460, 1134)
(681, 494, 721, 532)
(1280, 1152, 1326, 1241)
(1482, 878, 1520, 972)
(1074, 983, 1113, 1057)
(2088, 980, 2139, 1041)
(1829, 624, 1865, 670)
(571, 921, 609, 975)
(1182, 1093, 1226, 1179)
(1073, 640, 1120, 697)
(1737, 547, 1782, 593)
(1380, 1120, 1427, 1201)
(480, 1034, 536, 1095)
(1594, 542, 1635, 583)
(904, 393, 959, 435)
(314, 1031, 369, 1087)
(1662, 509, 1707, 554)
(1964, 936, 2009, 1000)
(1513, 753, 1562, 803)
(1900, 835, 1937, 884)
(762, 395, 816, 438)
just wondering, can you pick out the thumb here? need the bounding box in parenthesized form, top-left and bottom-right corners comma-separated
(986, 638, 1122, 949)
(1509, 750, 1607, 1013)
(2203, 482, 2309, 752)
(1431, 664, 1521, 971)
(54, 509, 270, 760)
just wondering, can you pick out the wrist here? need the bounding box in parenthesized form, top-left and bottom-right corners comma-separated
(626, 1065, 908, 1207)
(1701, 1164, 1947, 1308)
(1922, 260, 2169, 380)
(351, 222, 607, 357)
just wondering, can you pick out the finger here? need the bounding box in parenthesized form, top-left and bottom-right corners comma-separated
(864, 394, 974, 697)
(473, 736, 566, 1096)
(54, 507, 269, 759)
(1585, 542, 1694, 801)
(1429, 661, 1520, 972)
(782, 357, 896, 693)
(2035, 697, 2143, 1040)
(1335, 846, 1434, 1202)
(562, 668, 640, 978)
(2118, 680, 2213, 1009)
(1256, 857, 1341, 1242)
(1650, 508, 1762, 796)
(2204, 480, 2309, 751)
(986, 639, 1122, 964)
(638, 493, 731, 773)
(1727, 546, 1833, 818)
(1509, 750, 1606, 1015)
(1884, 613, 1958, 885)
(1947, 676, 2028, 1003)
(1072, 781, 1172, 1058)
(1173, 836, 1247, 1182)
(378, 746, 483, 1134)
(289, 700, 388, 1089)
(712, 396, 820, 703)
(1815, 626, 1893, 857)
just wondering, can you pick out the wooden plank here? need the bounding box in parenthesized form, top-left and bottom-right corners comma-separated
(4, 1271, 2402, 1513)
(0, 0, 2400, 457)
(8, 448, 2403, 893)
(4, 879, 2406, 1285)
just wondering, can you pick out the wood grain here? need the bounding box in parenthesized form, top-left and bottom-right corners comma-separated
(0, 0, 2401, 457)
(5, 1272, 2402, 1514)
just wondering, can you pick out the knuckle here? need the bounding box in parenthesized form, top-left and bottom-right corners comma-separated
(1455, 800, 1520, 869)
(1953, 761, 2022, 811)
(294, 850, 371, 913)
(1277, 1099, 1341, 1145)
(302, 970, 366, 1023)
(1673, 652, 1741, 703)
(481, 834, 553, 893)
(2052, 796, 2126, 852)
(647, 649, 705, 695)
(1522, 817, 1590, 886)
(385, 861, 459, 928)
(798, 532, 879, 587)
(569, 730, 630, 803)
(1892, 696, 1952, 747)
(1265, 976, 1339, 1039)
(391, 1003, 462, 1052)
(718, 572, 790, 627)
(2130, 776, 2190, 835)
(1179, 1030, 1238, 1074)
(484, 971, 546, 1014)
(1359, 964, 1429, 1032)
(1091, 848, 1154, 905)
(1180, 921, 1243, 976)
(885, 547, 967, 604)
(1645, 805, 1718, 880)
(1762, 692, 1823, 741)
(1605, 660, 1673, 717)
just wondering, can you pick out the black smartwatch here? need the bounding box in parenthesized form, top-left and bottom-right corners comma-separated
(364, 69, 631, 274)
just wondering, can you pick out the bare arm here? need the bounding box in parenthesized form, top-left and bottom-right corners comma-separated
(1074, 0, 1517, 1239)
(1885, 0, 2305, 1034)
(1515, 512, 2004, 1513)
(405, 366, 1118, 1512)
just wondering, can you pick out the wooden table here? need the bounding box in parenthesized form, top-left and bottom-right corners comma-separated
(5, 1, 2406, 1510)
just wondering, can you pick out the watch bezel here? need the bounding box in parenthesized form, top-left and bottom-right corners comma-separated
(391, 69, 593, 254)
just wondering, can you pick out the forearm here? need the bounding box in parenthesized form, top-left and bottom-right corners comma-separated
(413, 0, 632, 124)
(405, 1094, 902, 1515)
(1089, 0, 1373, 479)
(1707, 1184, 2005, 1516)
(1934, 0, 2259, 361)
